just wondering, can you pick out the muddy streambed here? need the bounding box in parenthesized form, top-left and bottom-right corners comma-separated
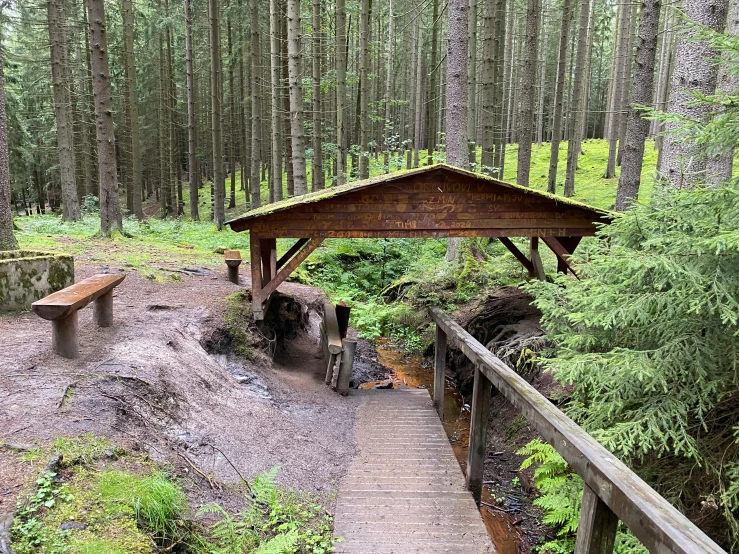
(360, 342, 530, 554)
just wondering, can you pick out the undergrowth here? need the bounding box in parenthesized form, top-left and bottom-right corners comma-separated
(9, 435, 337, 554)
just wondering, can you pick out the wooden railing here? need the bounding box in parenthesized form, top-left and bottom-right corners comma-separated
(429, 307, 726, 554)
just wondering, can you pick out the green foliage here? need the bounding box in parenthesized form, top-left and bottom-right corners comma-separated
(20, 433, 111, 466)
(97, 469, 187, 540)
(225, 292, 258, 359)
(522, 181, 739, 548)
(195, 467, 335, 554)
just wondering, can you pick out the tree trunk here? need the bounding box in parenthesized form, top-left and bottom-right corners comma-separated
(706, 0, 739, 184)
(209, 0, 225, 228)
(269, 0, 283, 200)
(615, 0, 661, 209)
(426, 0, 440, 163)
(563, 0, 592, 197)
(467, 0, 477, 168)
(658, 0, 729, 187)
(515, 0, 541, 187)
(546, 0, 574, 193)
(535, 0, 547, 146)
(358, 0, 370, 178)
(250, 0, 262, 206)
(0, 38, 15, 251)
(382, 0, 394, 173)
(87, 0, 122, 236)
(48, 0, 81, 221)
(445, 0, 468, 262)
(121, 0, 142, 219)
(312, 0, 324, 189)
(185, 0, 198, 219)
(413, 19, 424, 168)
(336, 0, 347, 184)
(492, 0, 508, 175)
(604, 1, 629, 178)
(287, 0, 308, 193)
(480, 0, 494, 173)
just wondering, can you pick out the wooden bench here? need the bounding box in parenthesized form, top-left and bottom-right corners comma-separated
(32, 273, 126, 359)
(224, 250, 242, 284)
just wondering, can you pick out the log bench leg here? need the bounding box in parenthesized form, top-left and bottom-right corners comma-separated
(52, 312, 79, 359)
(227, 264, 240, 284)
(94, 290, 114, 327)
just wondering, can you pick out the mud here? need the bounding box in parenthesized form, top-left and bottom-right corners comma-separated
(0, 262, 361, 517)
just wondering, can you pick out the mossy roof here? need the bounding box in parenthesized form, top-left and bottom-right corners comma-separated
(225, 164, 613, 228)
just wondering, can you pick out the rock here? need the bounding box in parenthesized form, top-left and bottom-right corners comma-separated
(59, 521, 86, 531)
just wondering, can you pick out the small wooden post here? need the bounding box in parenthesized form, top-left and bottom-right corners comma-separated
(52, 311, 79, 359)
(336, 339, 357, 395)
(433, 324, 447, 420)
(225, 250, 243, 284)
(574, 484, 618, 554)
(466, 365, 492, 504)
(93, 290, 114, 327)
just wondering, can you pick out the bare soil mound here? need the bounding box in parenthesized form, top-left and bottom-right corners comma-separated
(0, 263, 360, 517)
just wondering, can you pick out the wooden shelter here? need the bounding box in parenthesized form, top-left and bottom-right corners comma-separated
(226, 164, 612, 320)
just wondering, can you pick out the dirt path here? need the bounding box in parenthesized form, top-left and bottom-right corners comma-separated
(0, 260, 362, 515)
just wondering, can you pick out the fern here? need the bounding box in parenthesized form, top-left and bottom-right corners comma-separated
(252, 530, 299, 554)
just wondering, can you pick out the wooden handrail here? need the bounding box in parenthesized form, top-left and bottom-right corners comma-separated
(428, 307, 726, 554)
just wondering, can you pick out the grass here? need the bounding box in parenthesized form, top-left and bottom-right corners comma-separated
(9, 434, 336, 554)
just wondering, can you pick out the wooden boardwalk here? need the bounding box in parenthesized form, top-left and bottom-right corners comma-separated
(333, 388, 495, 554)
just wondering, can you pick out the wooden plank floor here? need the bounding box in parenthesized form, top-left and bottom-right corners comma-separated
(333, 388, 496, 554)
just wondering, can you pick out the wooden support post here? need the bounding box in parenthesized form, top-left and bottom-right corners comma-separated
(543, 236, 581, 277)
(529, 237, 546, 281)
(433, 324, 447, 420)
(466, 364, 492, 504)
(276, 238, 309, 270)
(336, 339, 357, 395)
(325, 352, 339, 385)
(498, 237, 534, 274)
(93, 290, 114, 327)
(260, 239, 277, 284)
(52, 311, 79, 359)
(250, 234, 264, 319)
(574, 484, 618, 554)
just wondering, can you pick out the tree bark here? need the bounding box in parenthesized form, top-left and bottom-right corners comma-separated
(269, 0, 283, 200)
(121, 0, 142, 219)
(563, 0, 592, 197)
(604, 1, 630, 178)
(382, 0, 394, 173)
(480, 0, 494, 173)
(467, 0, 477, 168)
(615, 0, 661, 209)
(358, 0, 370, 178)
(0, 38, 15, 251)
(312, 0, 324, 189)
(209, 0, 225, 228)
(48, 0, 81, 221)
(287, 0, 307, 193)
(445, 0, 468, 262)
(515, 0, 541, 187)
(185, 0, 198, 219)
(250, 0, 262, 206)
(87, 0, 122, 236)
(658, 0, 729, 187)
(706, 0, 739, 184)
(336, 0, 347, 184)
(546, 0, 574, 193)
(426, 0, 440, 163)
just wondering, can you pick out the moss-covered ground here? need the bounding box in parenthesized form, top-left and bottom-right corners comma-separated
(8, 434, 335, 554)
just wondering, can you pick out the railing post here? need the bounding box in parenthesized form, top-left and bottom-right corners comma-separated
(574, 483, 618, 554)
(466, 364, 492, 505)
(433, 324, 447, 420)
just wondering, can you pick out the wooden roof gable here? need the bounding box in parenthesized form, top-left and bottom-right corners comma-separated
(225, 164, 612, 239)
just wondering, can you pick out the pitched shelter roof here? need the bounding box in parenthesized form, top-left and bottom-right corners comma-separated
(226, 165, 613, 319)
(226, 164, 612, 236)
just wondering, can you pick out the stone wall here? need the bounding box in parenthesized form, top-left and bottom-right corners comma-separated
(0, 251, 74, 311)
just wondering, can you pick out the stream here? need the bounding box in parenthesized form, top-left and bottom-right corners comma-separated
(361, 341, 529, 554)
